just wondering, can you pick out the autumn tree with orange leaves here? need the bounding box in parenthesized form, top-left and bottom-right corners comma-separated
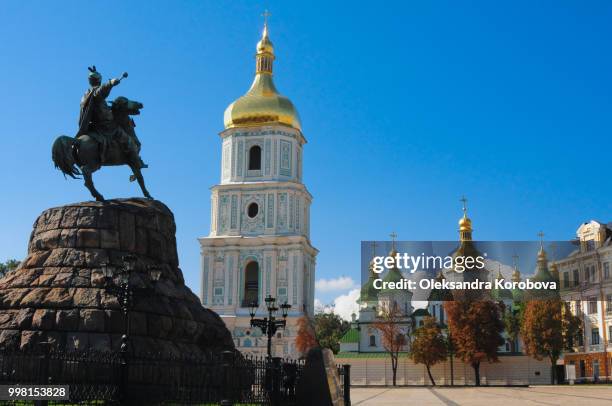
(373, 303, 408, 386)
(444, 300, 504, 386)
(411, 316, 448, 386)
(521, 299, 571, 384)
(295, 315, 318, 357)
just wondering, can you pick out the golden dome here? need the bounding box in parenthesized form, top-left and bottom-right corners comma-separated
(256, 24, 274, 54)
(512, 268, 521, 282)
(537, 245, 547, 263)
(223, 22, 301, 131)
(457, 197, 474, 242)
(459, 214, 472, 232)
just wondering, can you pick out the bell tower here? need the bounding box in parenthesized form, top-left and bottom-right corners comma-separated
(199, 19, 317, 358)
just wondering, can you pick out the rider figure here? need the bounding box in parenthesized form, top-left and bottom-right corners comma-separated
(78, 66, 147, 169)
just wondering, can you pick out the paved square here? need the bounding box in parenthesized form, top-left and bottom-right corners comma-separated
(350, 386, 612, 405)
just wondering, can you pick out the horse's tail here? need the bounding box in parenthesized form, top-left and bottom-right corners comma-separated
(52, 136, 81, 179)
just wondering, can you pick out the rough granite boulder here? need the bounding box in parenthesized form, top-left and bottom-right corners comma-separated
(0, 198, 234, 356)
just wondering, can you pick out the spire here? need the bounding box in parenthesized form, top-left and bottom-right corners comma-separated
(389, 231, 398, 252)
(496, 264, 504, 281)
(256, 10, 275, 74)
(223, 11, 302, 130)
(458, 196, 473, 241)
(533, 231, 554, 283)
(537, 231, 547, 262)
(512, 253, 521, 282)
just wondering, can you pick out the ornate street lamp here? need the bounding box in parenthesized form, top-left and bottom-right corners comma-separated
(100, 257, 163, 354)
(249, 295, 291, 358)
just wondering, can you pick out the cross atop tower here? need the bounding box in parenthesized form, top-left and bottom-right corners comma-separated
(460, 195, 468, 214)
(262, 9, 271, 26)
(389, 232, 397, 250)
(537, 231, 546, 253)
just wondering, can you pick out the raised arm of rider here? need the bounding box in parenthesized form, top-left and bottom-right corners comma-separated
(93, 80, 115, 99)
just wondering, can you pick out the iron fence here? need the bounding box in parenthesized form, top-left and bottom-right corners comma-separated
(0, 349, 351, 406)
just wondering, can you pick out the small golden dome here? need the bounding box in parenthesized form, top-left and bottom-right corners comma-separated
(256, 24, 274, 54)
(459, 214, 472, 232)
(223, 22, 301, 131)
(537, 245, 547, 261)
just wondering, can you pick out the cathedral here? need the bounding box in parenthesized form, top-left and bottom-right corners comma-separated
(341, 203, 525, 355)
(199, 21, 317, 358)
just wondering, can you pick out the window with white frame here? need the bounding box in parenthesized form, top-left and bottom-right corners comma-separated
(592, 327, 600, 345)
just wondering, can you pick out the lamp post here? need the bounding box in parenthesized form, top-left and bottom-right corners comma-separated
(101, 255, 162, 403)
(100, 255, 162, 354)
(248, 295, 291, 359)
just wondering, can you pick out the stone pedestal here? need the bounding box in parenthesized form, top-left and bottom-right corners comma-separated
(0, 198, 234, 355)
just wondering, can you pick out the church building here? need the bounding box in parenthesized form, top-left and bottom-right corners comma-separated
(199, 21, 317, 357)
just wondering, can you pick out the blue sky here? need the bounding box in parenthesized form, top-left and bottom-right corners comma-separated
(1, 1, 611, 312)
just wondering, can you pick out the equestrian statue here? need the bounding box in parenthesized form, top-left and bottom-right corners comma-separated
(52, 66, 151, 201)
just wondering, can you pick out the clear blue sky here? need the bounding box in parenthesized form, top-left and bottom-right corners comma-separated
(1, 1, 611, 306)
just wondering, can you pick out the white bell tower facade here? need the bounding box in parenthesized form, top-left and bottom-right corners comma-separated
(199, 21, 317, 358)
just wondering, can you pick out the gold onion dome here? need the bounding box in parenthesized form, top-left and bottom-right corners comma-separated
(458, 197, 473, 242)
(459, 214, 472, 232)
(537, 245, 547, 261)
(512, 267, 521, 282)
(223, 22, 302, 131)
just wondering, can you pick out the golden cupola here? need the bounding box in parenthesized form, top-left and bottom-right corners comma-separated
(458, 197, 473, 242)
(223, 22, 302, 131)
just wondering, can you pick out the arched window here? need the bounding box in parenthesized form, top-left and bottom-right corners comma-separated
(248, 145, 262, 170)
(243, 261, 259, 306)
(369, 335, 376, 347)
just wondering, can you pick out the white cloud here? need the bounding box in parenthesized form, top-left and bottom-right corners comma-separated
(314, 298, 331, 314)
(315, 289, 361, 321)
(315, 276, 358, 292)
(333, 289, 360, 321)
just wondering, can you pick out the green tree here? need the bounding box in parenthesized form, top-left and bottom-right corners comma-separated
(0, 259, 20, 278)
(411, 316, 448, 385)
(313, 313, 349, 354)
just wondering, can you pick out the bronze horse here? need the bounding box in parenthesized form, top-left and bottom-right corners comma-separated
(52, 97, 152, 201)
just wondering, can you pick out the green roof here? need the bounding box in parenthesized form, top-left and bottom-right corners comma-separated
(339, 328, 360, 344)
(360, 273, 379, 303)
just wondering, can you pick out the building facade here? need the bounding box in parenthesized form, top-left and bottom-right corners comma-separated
(556, 220, 612, 381)
(199, 22, 317, 358)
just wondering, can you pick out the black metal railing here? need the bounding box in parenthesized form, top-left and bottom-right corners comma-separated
(0, 349, 351, 406)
